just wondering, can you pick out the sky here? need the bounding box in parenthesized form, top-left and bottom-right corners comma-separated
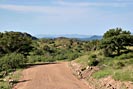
(0, 0, 133, 36)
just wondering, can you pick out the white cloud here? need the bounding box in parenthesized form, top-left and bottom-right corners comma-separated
(55, 0, 133, 7)
(0, 1, 132, 25)
(0, 5, 57, 14)
(0, 4, 88, 16)
(116, 0, 133, 1)
(0, 0, 132, 16)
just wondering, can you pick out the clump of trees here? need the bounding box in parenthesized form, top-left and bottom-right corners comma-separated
(0, 31, 34, 73)
(100, 28, 133, 56)
(0, 31, 33, 56)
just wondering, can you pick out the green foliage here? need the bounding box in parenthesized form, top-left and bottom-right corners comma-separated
(88, 58, 99, 66)
(0, 82, 10, 89)
(0, 53, 25, 71)
(67, 52, 79, 61)
(92, 69, 112, 79)
(98, 52, 133, 69)
(90, 54, 97, 58)
(30, 38, 91, 62)
(103, 28, 131, 38)
(92, 51, 133, 81)
(0, 31, 98, 65)
(113, 61, 125, 69)
(93, 65, 133, 82)
(75, 48, 133, 82)
(75, 51, 101, 67)
(27, 55, 55, 63)
(102, 48, 113, 57)
(100, 28, 132, 56)
(75, 55, 89, 67)
(0, 31, 33, 56)
(113, 67, 133, 82)
(88, 54, 99, 66)
(0, 69, 22, 89)
(114, 52, 133, 60)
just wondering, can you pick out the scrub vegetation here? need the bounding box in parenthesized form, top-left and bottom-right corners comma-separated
(0, 28, 133, 88)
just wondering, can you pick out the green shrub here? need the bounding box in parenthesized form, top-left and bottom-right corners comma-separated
(115, 52, 133, 60)
(92, 69, 112, 79)
(67, 53, 79, 61)
(88, 58, 99, 66)
(54, 54, 66, 60)
(113, 69, 133, 82)
(0, 82, 10, 89)
(103, 48, 112, 57)
(88, 54, 99, 66)
(0, 53, 25, 71)
(113, 61, 125, 69)
(90, 54, 97, 58)
(27, 55, 44, 63)
(27, 55, 55, 63)
(75, 55, 89, 67)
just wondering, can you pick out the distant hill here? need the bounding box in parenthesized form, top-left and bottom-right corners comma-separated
(23, 33, 38, 40)
(36, 34, 102, 40)
(36, 34, 102, 41)
(36, 34, 91, 39)
(79, 35, 102, 41)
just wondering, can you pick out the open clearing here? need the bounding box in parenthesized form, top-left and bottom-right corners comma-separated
(14, 62, 90, 89)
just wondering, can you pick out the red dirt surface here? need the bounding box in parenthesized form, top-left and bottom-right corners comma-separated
(14, 62, 90, 89)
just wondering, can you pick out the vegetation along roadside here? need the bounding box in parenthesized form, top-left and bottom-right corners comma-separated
(0, 28, 133, 89)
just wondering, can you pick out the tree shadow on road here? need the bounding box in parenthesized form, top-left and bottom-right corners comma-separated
(11, 79, 31, 85)
(24, 62, 58, 68)
(17, 79, 31, 83)
(12, 79, 31, 89)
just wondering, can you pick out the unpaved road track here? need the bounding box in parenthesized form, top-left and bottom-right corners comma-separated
(14, 62, 90, 89)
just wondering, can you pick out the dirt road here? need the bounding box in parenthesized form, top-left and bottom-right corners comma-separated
(14, 62, 90, 89)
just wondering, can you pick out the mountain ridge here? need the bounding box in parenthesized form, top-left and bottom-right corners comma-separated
(36, 34, 102, 40)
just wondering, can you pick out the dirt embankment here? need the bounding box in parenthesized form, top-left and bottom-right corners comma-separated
(14, 62, 91, 89)
(70, 61, 133, 89)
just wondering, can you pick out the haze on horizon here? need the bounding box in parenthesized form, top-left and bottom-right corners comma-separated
(0, 0, 133, 35)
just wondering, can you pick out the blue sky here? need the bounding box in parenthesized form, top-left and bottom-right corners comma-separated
(0, 0, 133, 35)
